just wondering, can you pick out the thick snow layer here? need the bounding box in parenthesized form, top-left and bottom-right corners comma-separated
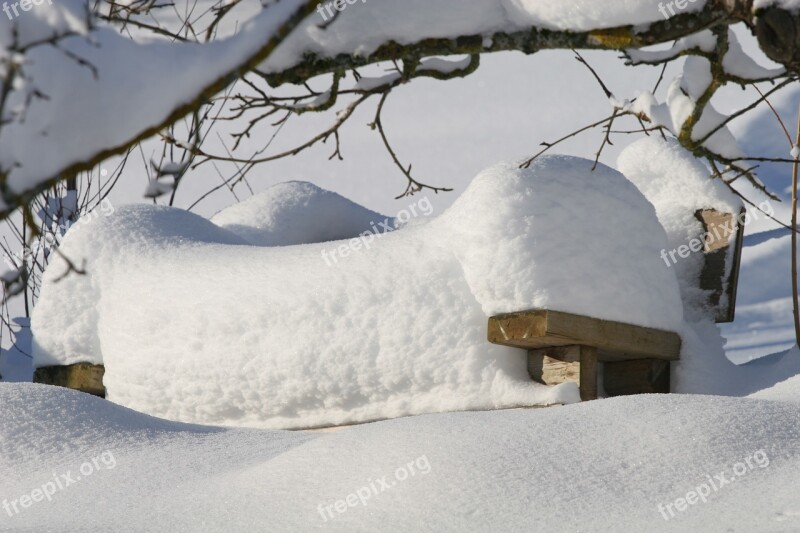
(210, 181, 393, 246)
(32, 156, 682, 429)
(437, 158, 683, 323)
(619, 137, 741, 230)
(1, 383, 799, 532)
(618, 137, 742, 314)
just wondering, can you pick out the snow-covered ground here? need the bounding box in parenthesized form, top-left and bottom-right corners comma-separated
(721, 229, 800, 363)
(2, 382, 800, 532)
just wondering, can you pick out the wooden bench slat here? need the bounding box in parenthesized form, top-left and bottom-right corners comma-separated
(487, 309, 681, 361)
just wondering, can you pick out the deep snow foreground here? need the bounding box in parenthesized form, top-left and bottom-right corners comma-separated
(32, 156, 683, 429)
(1, 383, 798, 532)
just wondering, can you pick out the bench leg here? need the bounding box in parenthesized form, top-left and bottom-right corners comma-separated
(603, 359, 670, 396)
(579, 346, 598, 401)
(527, 345, 598, 401)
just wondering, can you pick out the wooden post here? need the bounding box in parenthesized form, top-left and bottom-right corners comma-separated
(695, 208, 745, 323)
(528, 346, 580, 382)
(579, 346, 598, 401)
(604, 359, 670, 396)
(528, 345, 597, 401)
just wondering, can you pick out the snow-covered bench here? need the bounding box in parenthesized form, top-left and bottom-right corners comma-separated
(30, 140, 745, 428)
(484, 201, 745, 401)
(37, 206, 739, 402)
(482, 138, 747, 401)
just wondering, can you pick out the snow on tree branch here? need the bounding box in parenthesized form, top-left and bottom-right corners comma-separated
(258, 1, 737, 86)
(0, 0, 316, 219)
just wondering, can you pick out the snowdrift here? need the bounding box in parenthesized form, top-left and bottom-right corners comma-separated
(210, 181, 393, 247)
(31, 156, 683, 429)
(1, 383, 798, 532)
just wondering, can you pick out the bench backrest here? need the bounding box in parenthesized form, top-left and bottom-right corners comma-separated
(695, 208, 746, 323)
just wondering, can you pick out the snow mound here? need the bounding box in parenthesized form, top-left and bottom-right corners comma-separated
(30, 206, 248, 372)
(618, 138, 741, 230)
(2, 383, 799, 532)
(210, 181, 392, 246)
(618, 137, 743, 315)
(32, 156, 682, 429)
(439, 158, 683, 322)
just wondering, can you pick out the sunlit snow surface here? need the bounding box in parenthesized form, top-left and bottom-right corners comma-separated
(1, 383, 799, 532)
